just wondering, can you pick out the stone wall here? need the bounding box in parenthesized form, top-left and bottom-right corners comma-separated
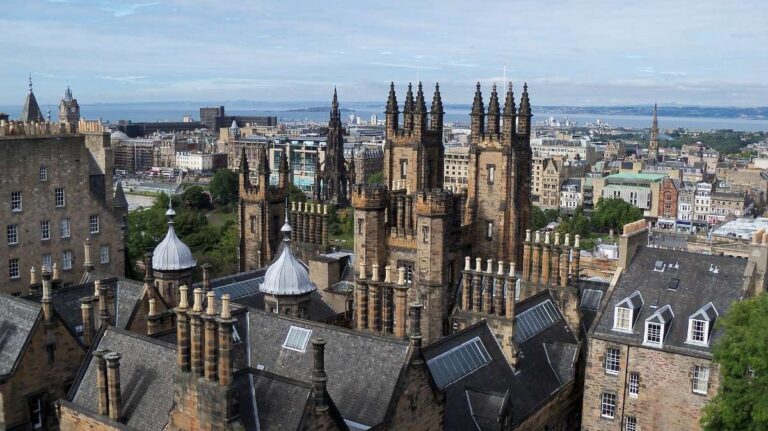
(0, 133, 125, 295)
(582, 337, 719, 431)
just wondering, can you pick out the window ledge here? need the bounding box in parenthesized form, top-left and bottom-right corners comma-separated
(604, 370, 619, 376)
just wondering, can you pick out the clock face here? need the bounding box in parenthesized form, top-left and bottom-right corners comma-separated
(71, 107, 77, 113)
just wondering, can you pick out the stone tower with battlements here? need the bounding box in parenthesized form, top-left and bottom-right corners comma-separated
(352, 82, 533, 345)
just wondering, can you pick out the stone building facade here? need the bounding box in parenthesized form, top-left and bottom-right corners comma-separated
(353, 82, 533, 344)
(0, 116, 127, 295)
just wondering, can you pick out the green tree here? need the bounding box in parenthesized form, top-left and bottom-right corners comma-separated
(182, 185, 211, 210)
(290, 184, 307, 202)
(591, 197, 643, 232)
(532, 207, 561, 231)
(367, 171, 384, 185)
(702, 294, 768, 430)
(556, 206, 592, 238)
(209, 169, 239, 206)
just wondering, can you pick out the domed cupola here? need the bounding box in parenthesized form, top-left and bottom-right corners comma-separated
(261, 214, 316, 296)
(153, 200, 196, 271)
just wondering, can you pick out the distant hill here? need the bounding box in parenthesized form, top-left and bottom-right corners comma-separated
(284, 106, 355, 113)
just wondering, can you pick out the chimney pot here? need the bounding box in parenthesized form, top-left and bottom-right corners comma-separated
(497, 261, 505, 276)
(554, 232, 560, 245)
(545, 231, 551, 245)
(104, 352, 123, 422)
(574, 234, 581, 248)
(397, 267, 406, 285)
(193, 288, 204, 312)
(475, 257, 483, 272)
(206, 291, 216, 316)
(535, 231, 541, 243)
(221, 294, 231, 319)
(358, 261, 366, 280)
(52, 263, 59, 281)
(30, 267, 37, 285)
(311, 337, 329, 412)
(94, 350, 110, 416)
(371, 263, 380, 282)
(384, 265, 392, 283)
(486, 258, 494, 273)
(94, 279, 101, 297)
(178, 285, 189, 309)
(564, 234, 571, 247)
(525, 229, 531, 242)
(148, 298, 157, 316)
(464, 256, 471, 271)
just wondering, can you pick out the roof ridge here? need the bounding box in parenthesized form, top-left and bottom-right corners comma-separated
(0, 291, 43, 310)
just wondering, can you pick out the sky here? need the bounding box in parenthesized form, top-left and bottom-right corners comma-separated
(1, 0, 767, 106)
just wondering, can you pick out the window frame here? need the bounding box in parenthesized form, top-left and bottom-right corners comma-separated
(42, 254, 52, 271)
(62, 251, 73, 270)
(40, 220, 50, 241)
(39, 166, 48, 182)
(487, 164, 496, 185)
(9, 257, 20, 279)
(486, 221, 493, 241)
(628, 372, 640, 397)
(688, 319, 708, 345)
(613, 306, 632, 332)
(604, 347, 621, 375)
(100, 245, 110, 264)
(7, 224, 18, 245)
(11, 191, 22, 212)
(624, 416, 637, 431)
(600, 392, 617, 419)
(693, 365, 710, 395)
(89, 215, 100, 234)
(644, 321, 664, 347)
(54, 188, 65, 208)
(60, 218, 71, 239)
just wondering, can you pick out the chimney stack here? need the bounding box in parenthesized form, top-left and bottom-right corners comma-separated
(41, 268, 54, 324)
(394, 267, 408, 338)
(204, 291, 218, 382)
(104, 352, 123, 422)
(408, 303, 424, 366)
(147, 298, 158, 336)
(94, 350, 110, 416)
(619, 220, 649, 270)
(176, 285, 191, 372)
(202, 264, 212, 291)
(81, 297, 94, 346)
(98, 280, 111, 327)
(84, 238, 94, 271)
(311, 337, 329, 413)
(218, 294, 235, 386)
(190, 288, 204, 377)
(522, 230, 532, 281)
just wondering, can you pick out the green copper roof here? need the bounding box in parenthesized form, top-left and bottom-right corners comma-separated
(607, 172, 667, 182)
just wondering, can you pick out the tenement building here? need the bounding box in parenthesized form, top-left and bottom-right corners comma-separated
(581, 221, 768, 430)
(353, 81, 533, 344)
(0, 87, 127, 295)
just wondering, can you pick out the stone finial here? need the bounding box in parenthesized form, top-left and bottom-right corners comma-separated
(525, 229, 531, 242)
(192, 288, 204, 312)
(509, 262, 516, 277)
(291, 201, 296, 211)
(178, 285, 189, 309)
(554, 232, 560, 245)
(324, 205, 329, 215)
(545, 231, 551, 245)
(148, 298, 157, 316)
(221, 294, 231, 319)
(358, 261, 366, 280)
(486, 258, 494, 273)
(497, 261, 505, 276)
(574, 234, 581, 249)
(371, 263, 380, 282)
(475, 257, 483, 272)
(535, 231, 541, 243)
(298, 202, 303, 212)
(564, 234, 571, 247)
(384, 265, 392, 283)
(464, 256, 471, 271)
(397, 267, 406, 286)
(206, 291, 216, 316)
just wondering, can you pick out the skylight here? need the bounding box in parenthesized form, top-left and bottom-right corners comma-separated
(283, 326, 312, 352)
(515, 299, 560, 342)
(427, 337, 491, 389)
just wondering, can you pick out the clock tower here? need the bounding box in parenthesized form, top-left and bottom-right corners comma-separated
(58, 85, 80, 127)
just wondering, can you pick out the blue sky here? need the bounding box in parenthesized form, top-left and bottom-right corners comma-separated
(1, 0, 766, 106)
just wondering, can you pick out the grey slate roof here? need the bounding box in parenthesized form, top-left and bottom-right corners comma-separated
(0, 294, 41, 376)
(425, 292, 578, 430)
(246, 310, 410, 427)
(21, 90, 44, 122)
(592, 246, 747, 357)
(70, 328, 176, 431)
(236, 370, 313, 430)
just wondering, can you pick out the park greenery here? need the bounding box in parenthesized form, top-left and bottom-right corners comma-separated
(702, 293, 768, 431)
(532, 198, 643, 249)
(665, 129, 766, 155)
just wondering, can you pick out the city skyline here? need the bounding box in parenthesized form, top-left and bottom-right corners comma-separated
(1, 0, 767, 106)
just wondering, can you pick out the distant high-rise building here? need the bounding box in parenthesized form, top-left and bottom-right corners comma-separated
(370, 113, 378, 125)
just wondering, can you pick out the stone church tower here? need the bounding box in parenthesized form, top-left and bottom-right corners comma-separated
(352, 82, 534, 344)
(315, 88, 351, 206)
(237, 146, 289, 270)
(58, 85, 80, 126)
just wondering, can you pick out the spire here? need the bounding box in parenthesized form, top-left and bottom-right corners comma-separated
(113, 181, 128, 209)
(471, 82, 484, 116)
(64, 84, 73, 102)
(281, 205, 292, 241)
(386, 82, 398, 114)
(166, 198, 176, 221)
(487, 83, 500, 135)
(257, 144, 270, 175)
(414, 82, 426, 114)
(404, 83, 414, 113)
(21, 75, 44, 122)
(518, 83, 531, 116)
(430, 82, 444, 133)
(331, 87, 340, 120)
(239, 148, 249, 174)
(46, 106, 51, 122)
(503, 82, 516, 117)
(652, 103, 658, 133)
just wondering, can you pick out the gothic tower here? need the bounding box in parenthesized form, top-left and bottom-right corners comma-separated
(648, 103, 660, 161)
(238, 147, 288, 270)
(21, 74, 44, 123)
(58, 85, 80, 126)
(317, 88, 350, 206)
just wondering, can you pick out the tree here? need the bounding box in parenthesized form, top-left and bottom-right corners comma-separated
(556, 206, 592, 238)
(209, 169, 239, 206)
(702, 294, 768, 430)
(182, 185, 212, 210)
(591, 197, 643, 232)
(290, 184, 307, 202)
(367, 171, 384, 185)
(532, 206, 560, 231)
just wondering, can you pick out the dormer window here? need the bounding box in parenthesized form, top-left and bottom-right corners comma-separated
(643, 305, 673, 348)
(613, 290, 643, 333)
(687, 302, 718, 346)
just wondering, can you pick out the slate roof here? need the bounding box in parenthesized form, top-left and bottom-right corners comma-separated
(236, 369, 314, 430)
(21, 90, 44, 122)
(70, 327, 176, 431)
(245, 310, 410, 427)
(592, 246, 747, 357)
(24, 278, 144, 335)
(0, 294, 41, 376)
(425, 291, 579, 430)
